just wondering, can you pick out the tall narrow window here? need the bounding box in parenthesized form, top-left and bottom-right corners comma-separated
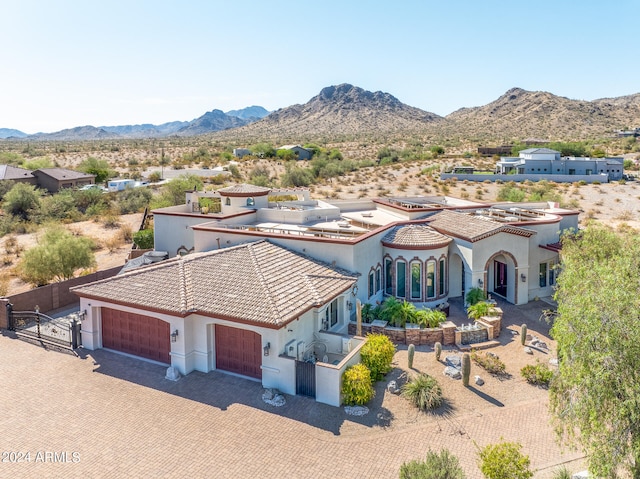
(427, 261, 436, 298)
(396, 261, 406, 298)
(385, 258, 393, 294)
(368, 272, 375, 298)
(375, 267, 381, 293)
(549, 261, 556, 286)
(411, 263, 421, 299)
(330, 299, 338, 326)
(225, 197, 231, 206)
(539, 262, 547, 287)
(439, 259, 446, 296)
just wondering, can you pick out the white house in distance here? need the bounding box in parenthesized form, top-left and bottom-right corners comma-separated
(496, 148, 625, 181)
(73, 184, 578, 406)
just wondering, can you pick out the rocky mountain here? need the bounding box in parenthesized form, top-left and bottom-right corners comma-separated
(29, 125, 117, 141)
(176, 109, 252, 136)
(217, 84, 443, 139)
(99, 121, 189, 138)
(0, 128, 28, 139)
(443, 87, 640, 140)
(226, 105, 270, 120)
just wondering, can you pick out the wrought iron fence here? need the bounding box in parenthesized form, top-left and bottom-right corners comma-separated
(6, 304, 81, 350)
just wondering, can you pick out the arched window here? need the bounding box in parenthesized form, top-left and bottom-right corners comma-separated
(385, 258, 393, 294)
(246, 197, 255, 207)
(396, 261, 406, 298)
(410, 262, 421, 300)
(426, 261, 436, 298)
(375, 267, 381, 293)
(368, 271, 375, 298)
(225, 197, 231, 206)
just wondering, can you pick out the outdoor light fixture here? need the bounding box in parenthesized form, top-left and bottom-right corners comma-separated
(521, 273, 527, 282)
(478, 278, 483, 287)
(171, 329, 179, 342)
(347, 301, 353, 310)
(351, 285, 358, 296)
(263, 342, 271, 356)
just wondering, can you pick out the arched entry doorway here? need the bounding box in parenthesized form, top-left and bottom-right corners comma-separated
(484, 251, 517, 303)
(448, 253, 464, 298)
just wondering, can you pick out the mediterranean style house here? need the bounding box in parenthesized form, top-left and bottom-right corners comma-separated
(73, 184, 578, 406)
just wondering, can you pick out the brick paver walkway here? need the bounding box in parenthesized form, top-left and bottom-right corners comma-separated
(0, 300, 585, 478)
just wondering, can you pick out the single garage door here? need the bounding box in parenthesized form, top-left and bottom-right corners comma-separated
(102, 308, 171, 364)
(215, 325, 262, 379)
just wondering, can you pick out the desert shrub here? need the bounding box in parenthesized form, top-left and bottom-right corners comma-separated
(341, 363, 374, 406)
(401, 373, 443, 411)
(118, 224, 133, 243)
(37, 191, 81, 223)
(465, 287, 486, 306)
(551, 467, 572, 479)
(133, 229, 154, 249)
(360, 333, 396, 381)
(399, 449, 466, 479)
(102, 214, 120, 229)
(520, 361, 553, 386)
(104, 235, 124, 253)
(148, 171, 162, 182)
(478, 440, 533, 479)
(115, 187, 152, 214)
(471, 352, 506, 376)
(0, 272, 10, 297)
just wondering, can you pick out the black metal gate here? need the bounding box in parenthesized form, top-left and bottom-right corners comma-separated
(6, 304, 81, 350)
(295, 360, 316, 398)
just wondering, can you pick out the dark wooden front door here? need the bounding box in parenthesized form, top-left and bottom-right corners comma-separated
(215, 325, 262, 380)
(101, 308, 171, 364)
(494, 260, 507, 297)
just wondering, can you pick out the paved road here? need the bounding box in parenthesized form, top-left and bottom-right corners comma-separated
(0, 314, 584, 478)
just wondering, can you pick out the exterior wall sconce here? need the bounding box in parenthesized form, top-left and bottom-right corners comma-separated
(478, 278, 483, 287)
(347, 301, 353, 310)
(521, 273, 527, 282)
(351, 284, 358, 296)
(263, 342, 271, 356)
(171, 329, 179, 342)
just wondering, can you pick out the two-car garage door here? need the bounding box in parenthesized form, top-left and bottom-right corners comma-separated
(215, 325, 262, 380)
(101, 308, 171, 364)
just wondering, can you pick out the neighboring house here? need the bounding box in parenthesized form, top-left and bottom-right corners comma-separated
(496, 148, 624, 181)
(0, 165, 38, 187)
(73, 183, 579, 405)
(232, 148, 252, 158)
(277, 144, 313, 160)
(31, 168, 95, 193)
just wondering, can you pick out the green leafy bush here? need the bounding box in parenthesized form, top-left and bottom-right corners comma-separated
(360, 333, 396, 381)
(466, 301, 495, 320)
(133, 229, 154, 250)
(551, 467, 572, 479)
(401, 373, 443, 411)
(465, 287, 486, 306)
(414, 309, 446, 328)
(520, 361, 553, 386)
(399, 448, 465, 479)
(341, 363, 374, 406)
(471, 352, 506, 376)
(478, 440, 533, 479)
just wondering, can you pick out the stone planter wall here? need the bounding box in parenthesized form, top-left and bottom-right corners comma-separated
(348, 320, 456, 346)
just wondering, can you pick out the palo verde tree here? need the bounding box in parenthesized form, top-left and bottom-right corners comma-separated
(18, 226, 96, 286)
(77, 156, 115, 184)
(550, 225, 640, 478)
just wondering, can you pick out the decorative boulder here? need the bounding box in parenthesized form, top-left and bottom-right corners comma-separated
(474, 375, 484, 386)
(445, 355, 462, 368)
(387, 380, 401, 395)
(444, 366, 462, 380)
(524, 347, 534, 355)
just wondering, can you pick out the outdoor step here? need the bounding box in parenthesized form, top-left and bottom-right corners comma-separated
(456, 340, 501, 352)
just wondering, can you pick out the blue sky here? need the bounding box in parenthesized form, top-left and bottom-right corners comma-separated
(2, 0, 637, 133)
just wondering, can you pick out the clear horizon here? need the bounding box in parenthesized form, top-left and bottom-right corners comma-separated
(2, 0, 637, 134)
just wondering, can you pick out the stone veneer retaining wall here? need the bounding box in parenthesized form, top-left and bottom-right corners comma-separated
(348, 321, 457, 346)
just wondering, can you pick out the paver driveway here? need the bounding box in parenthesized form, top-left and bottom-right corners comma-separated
(0, 300, 585, 478)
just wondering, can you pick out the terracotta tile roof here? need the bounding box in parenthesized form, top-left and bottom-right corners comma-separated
(33, 168, 95, 180)
(218, 184, 271, 195)
(0, 165, 34, 180)
(382, 224, 452, 248)
(72, 240, 357, 327)
(426, 210, 535, 242)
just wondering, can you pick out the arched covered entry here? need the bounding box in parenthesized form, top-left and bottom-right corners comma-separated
(484, 251, 518, 304)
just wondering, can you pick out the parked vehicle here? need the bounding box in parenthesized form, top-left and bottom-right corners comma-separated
(107, 179, 137, 192)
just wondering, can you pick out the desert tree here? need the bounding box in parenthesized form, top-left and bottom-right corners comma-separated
(550, 225, 640, 478)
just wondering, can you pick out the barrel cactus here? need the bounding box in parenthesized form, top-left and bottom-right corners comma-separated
(521, 323, 528, 346)
(407, 343, 415, 369)
(462, 353, 471, 387)
(434, 342, 442, 361)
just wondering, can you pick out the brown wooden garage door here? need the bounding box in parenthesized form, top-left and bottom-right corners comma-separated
(102, 308, 171, 364)
(215, 325, 262, 379)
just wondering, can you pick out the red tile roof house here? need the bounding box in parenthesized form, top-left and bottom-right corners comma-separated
(72, 184, 579, 406)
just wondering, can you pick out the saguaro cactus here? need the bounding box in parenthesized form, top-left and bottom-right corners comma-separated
(408, 343, 415, 369)
(521, 323, 528, 346)
(434, 342, 442, 361)
(462, 353, 471, 387)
